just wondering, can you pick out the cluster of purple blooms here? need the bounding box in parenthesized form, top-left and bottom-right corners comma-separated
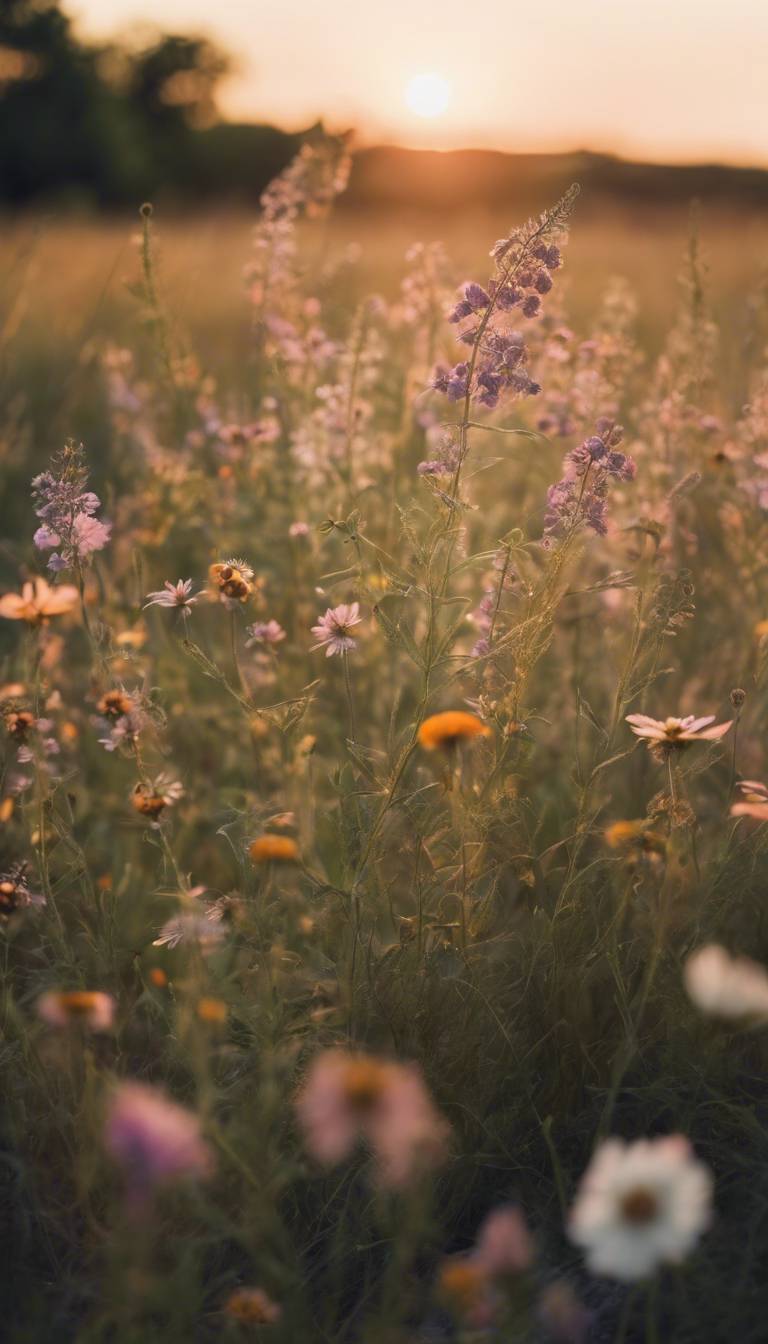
(544, 419, 636, 539)
(432, 239, 563, 412)
(32, 445, 111, 572)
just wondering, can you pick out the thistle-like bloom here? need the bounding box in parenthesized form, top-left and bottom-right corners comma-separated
(131, 775, 184, 821)
(310, 602, 361, 656)
(731, 779, 768, 821)
(143, 579, 199, 619)
(37, 989, 116, 1032)
(209, 559, 255, 604)
(295, 1048, 450, 1188)
(246, 619, 286, 647)
(626, 713, 732, 752)
(684, 944, 768, 1021)
(104, 1081, 214, 1207)
(248, 834, 299, 864)
(418, 710, 491, 751)
(568, 1136, 713, 1281)
(0, 866, 45, 920)
(0, 577, 79, 623)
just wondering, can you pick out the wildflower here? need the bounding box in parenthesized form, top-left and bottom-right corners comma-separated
(37, 990, 116, 1032)
(248, 834, 299, 864)
(4, 709, 36, 741)
(196, 997, 228, 1024)
(31, 442, 111, 571)
(143, 579, 199, 619)
(0, 577, 79, 623)
(731, 779, 768, 821)
(604, 820, 666, 869)
(568, 1136, 713, 1281)
(544, 420, 635, 539)
(104, 1081, 213, 1206)
(97, 689, 135, 720)
(0, 865, 44, 920)
(224, 1287, 281, 1325)
(311, 602, 361, 656)
(626, 713, 732, 755)
(131, 775, 184, 821)
(209, 559, 254, 603)
(289, 521, 309, 537)
(438, 1259, 496, 1329)
(246, 619, 286, 647)
(475, 1205, 533, 1276)
(418, 710, 491, 750)
(295, 1048, 450, 1187)
(684, 944, 768, 1022)
(153, 908, 226, 950)
(538, 1282, 591, 1344)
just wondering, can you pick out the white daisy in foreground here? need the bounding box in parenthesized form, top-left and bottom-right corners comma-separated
(568, 1136, 713, 1281)
(684, 944, 768, 1022)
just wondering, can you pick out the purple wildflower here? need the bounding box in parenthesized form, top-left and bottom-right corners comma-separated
(143, 579, 199, 618)
(105, 1082, 214, 1209)
(311, 602, 362, 657)
(246, 619, 286, 647)
(32, 443, 110, 571)
(545, 419, 635, 539)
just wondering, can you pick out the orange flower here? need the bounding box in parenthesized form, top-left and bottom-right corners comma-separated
(418, 711, 491, 750)
(224, 1287, 281, 1325)
(0, 578, 79, 623)
(197, 997, 228, 1024)
(248, 834, 299, 864)
(37, 989, 115, 1031)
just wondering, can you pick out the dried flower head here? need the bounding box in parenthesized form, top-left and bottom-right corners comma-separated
(209, 559, 254, 603)
(224, 1287, 281, 1325)
(131, 775, 184, 821)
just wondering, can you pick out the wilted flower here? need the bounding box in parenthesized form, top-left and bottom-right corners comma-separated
(248, 834, 299, 863)
(104, 1081, 213, 1206)
(295, 1048, 450, 1187)
(626, 713, 732, 756)
(0, 577, 79, 623)
(37, 989, 116, 1032)
(143, 579, 199, 619)
(311, 602, 361, 656)
(604, 820, 666, 870)
(153, 905, 226, 950)
(224, 1287, 281, 1325)
(684, 944, 768, 1022)
(418, 710, 492, 750)
(568, 1136, 713, 1281)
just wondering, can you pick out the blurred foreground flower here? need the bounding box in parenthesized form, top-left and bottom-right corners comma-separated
(249, 834, 299, 864)
(418, 710, 491, 750)
(311, 602, 361, 656)
(105, 1081, 213, 1208)
(604, 819, 666, 869)
(37, 990, 115, 1032)
(731, 779, 768, 822)
(0, 577, 79, 623)
(143, 578, 199, 619)
(438, 1206, 532, 1329)
(568, 1136, 712, 1280)
(684, 944, 768, 1021)
(295, 1048, 450, 1187)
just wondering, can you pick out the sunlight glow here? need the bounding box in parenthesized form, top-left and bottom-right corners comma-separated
(405, 72, 451, 120)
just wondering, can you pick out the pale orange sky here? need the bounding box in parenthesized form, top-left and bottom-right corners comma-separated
(67, 0, 768, 165)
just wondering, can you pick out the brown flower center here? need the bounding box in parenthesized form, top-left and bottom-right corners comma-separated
(343, 1059, 387, 1112)
(620, 1186, 659, 1224)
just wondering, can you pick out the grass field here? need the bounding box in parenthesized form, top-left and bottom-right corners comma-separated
(2, 141, 768, 1343)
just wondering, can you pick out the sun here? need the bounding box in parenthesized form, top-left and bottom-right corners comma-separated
(405, 72, 451, 120)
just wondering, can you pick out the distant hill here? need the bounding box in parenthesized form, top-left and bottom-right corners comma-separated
(344, 146, 768, 215)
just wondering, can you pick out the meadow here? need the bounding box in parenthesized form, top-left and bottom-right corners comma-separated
(2, 134, 768, 1343)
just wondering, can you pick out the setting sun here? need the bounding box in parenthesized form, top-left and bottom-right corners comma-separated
(405, 72, 451, 120)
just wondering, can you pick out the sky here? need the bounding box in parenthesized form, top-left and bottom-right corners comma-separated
(66, 0, 768, 166)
